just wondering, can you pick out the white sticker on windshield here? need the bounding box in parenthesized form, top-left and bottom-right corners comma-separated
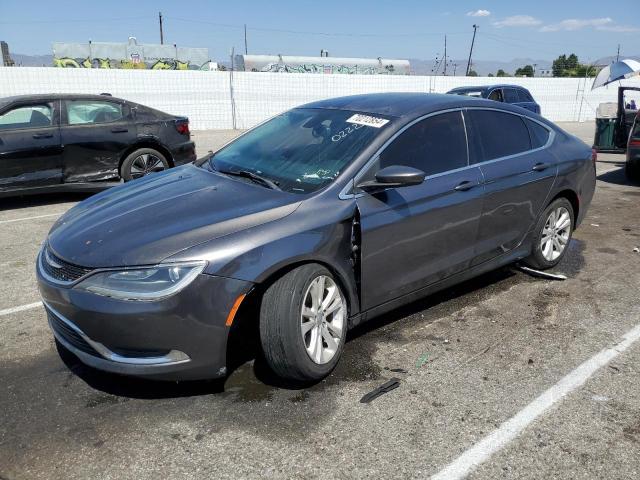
(346, 114, 389, 128)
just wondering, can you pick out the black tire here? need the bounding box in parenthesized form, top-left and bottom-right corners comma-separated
(523, 197, 575, 270)
(121, 148, 169, 181)
(259, 264, 348, 382)
(626, 160, 640, 184)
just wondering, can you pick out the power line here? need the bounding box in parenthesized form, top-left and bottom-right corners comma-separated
(167, 16, 468, 38)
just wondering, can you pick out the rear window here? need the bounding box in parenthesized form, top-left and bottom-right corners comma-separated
(467, 110, 531, 162)
(503, 89, 520, 103)
(518, 89, 534, 102)
(0, 104, 52, 130)
(525, 118, 550, 148)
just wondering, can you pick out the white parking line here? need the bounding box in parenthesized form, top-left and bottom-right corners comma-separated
(0, 213, 62, 225)
(0, 302, 42, 317)
(430, 322, 640, 480)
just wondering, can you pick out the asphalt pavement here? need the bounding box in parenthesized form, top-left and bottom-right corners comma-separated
(1, 122, 639, 479)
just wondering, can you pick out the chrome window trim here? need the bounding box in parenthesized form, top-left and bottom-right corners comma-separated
(339, 106, 555, 200)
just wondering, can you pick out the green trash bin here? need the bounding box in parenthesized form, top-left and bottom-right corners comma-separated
(593, 117, 616, 151)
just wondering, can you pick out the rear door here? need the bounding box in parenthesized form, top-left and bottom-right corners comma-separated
(61, 99, 136, 182)
(0, 100, 62, 191)
(515, 88, 540, 114)
(465, 109, 557, 266)
(356, 111, 484, 311)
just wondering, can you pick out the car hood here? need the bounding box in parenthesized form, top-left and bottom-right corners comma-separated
(48, 164, 301, 268)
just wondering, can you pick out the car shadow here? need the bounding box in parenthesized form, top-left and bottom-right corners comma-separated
(597, 166, 638, 186)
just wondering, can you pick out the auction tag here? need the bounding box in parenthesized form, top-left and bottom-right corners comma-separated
(346, 114, 389, 128)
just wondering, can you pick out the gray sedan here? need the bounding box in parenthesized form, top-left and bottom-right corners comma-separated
(37, 93, 596, 383)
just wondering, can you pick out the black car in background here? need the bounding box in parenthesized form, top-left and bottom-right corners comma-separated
(0, 94, 196, 197)
(447, 84, 541, 115)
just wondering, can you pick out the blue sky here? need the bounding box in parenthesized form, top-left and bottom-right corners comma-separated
(0, 0, 637, 62)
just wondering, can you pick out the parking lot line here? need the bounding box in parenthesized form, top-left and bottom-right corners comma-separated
(430, 322, 640, 480)
(0, 213, 62, 225)
(0, 302, 42, 317)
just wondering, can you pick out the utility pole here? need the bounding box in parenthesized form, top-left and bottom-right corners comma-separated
(159, 12, 164, 45)
(453, 63, 457, 76)
(616, 44, 620, 62)
(443, 35, 447, 75)
(244, 24, 248, 55)
(466, 24, 478, 76)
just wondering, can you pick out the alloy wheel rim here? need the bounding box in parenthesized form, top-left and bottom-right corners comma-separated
(541, 206, 571, 261)
(130, 154, 165, 179)
(300, 275, 345, 365)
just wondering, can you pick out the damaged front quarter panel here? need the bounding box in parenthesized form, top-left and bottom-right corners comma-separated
(164, 195, 363, 320)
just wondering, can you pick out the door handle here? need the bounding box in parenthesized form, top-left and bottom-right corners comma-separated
(454, 181, 477, 192)
(111, 127, 129, 133)
(32, 133, 53, 139)
(532, 162, 550, 171)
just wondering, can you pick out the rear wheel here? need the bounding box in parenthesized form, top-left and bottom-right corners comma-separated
(121, 148, 169, 181)
(626, 160, 640, 184)
(523, 198, 574, 270)
(259, 264, 347, 382)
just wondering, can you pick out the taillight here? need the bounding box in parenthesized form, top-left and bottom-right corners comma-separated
(629, 139, 640, 147)
(591, 148, 597, 166)
(175, 120, 190, 136)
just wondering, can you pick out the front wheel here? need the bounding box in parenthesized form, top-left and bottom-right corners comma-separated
(523, 198, 574, 270)
(121, 148, 169, 181)
(259, 264, 347, 382)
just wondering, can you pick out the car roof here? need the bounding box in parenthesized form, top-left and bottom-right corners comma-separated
(449, 84, 529, 93)
(299, 92, 531, 120)
(0, 93, 128, 107)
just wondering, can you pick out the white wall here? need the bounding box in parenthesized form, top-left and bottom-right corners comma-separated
(1, 67, 639, 130)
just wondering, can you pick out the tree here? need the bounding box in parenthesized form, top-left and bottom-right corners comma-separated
(468, 69, 478, 77)
(515, 65, 534, 77)
(488, 73, 494, 77)
(496, 69, 508, 77)
(552, 53, 597, 77)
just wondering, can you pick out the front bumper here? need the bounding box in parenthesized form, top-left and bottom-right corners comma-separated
(37, 255, 253, 381)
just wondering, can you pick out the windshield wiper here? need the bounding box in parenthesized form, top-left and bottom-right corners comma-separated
(217, 168, 281, 191)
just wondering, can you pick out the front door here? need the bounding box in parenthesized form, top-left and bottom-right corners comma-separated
(0, 101, 62, 191)
(356, 111, 485, 311)
(465, 109, 558, 266)
(61, 99, 136, 182)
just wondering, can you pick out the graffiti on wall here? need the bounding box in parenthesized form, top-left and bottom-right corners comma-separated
(53, 57, 196, 70)
(52, 37, 209, 70)
(236, 55, 410, 75)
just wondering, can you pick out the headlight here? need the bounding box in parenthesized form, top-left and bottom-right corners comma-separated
(75, 262, 206, 301)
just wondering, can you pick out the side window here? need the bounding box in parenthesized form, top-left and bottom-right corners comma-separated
(524, 118, 550, 148)
(503, 88, 520, 103)
(488, 89, 503, 102)
(467, 110, 531, 162)
(66, 100, 124, 125)
(0, 104, 52, 130)
(518, 89, 533, 102)
(379, 111, 467, 177)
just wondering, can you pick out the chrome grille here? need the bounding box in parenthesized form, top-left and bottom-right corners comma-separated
(40, 246, 93, 284)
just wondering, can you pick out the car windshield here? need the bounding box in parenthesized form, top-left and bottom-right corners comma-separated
(204, 108, 387, 194)
(452, 90, 483, 97)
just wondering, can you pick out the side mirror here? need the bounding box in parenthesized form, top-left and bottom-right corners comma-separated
(357, 165, 426, 191)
